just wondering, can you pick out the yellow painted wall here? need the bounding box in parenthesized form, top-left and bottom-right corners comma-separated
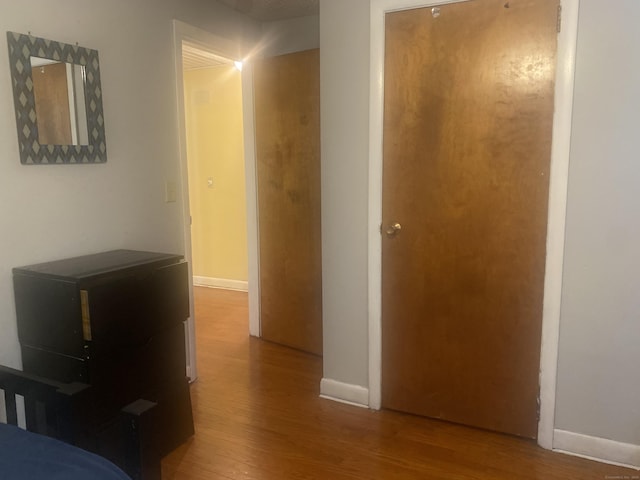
(184, 65, 248, 282)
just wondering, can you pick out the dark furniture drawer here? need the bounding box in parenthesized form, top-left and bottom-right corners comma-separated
(21, 322, 187, 397)
(14, 250, 188, 357)
(13, 249, 194, 468)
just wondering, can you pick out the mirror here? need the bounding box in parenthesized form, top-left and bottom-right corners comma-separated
(30, 57, 89, 145)
(6, 32, 107, 164)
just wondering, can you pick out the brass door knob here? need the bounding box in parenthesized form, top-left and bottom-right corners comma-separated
(385, 223, 402, 237)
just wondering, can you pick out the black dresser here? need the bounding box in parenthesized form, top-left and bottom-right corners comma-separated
(13, 249, 194, 467)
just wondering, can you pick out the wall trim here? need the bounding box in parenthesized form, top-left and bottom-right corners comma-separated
(554, 430, 640, 470)
(240, 61, 262, 339)
(320, 378, 370, 409)
(193, 276, 249, 292)
(537, 0, 580, 450)
(368, 0, 580, 447)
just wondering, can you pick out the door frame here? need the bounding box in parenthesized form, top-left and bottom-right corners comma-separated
(172, 20, 262, 382)
(368, 0, 580, 448)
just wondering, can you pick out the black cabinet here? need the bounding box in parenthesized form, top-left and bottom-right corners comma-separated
(13, 249, 194, 466)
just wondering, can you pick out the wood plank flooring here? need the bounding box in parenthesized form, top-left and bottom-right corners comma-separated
(162, 287, 636, 479)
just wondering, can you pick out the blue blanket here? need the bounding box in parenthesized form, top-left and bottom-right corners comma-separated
(0, 423, 130, 480)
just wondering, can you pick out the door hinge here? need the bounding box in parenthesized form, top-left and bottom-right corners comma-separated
(536, 395, 541, 421)
(557, 4, 562, 33)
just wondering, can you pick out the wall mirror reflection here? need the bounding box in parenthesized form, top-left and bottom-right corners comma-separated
(30, 57, 89, 145)
(6, 31, 107, 164)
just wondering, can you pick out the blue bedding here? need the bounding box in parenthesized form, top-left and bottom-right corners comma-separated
(0, 423, 130, 480)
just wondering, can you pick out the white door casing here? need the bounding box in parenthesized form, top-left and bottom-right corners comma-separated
(172, 20, 261, 382)
(368, 0, 580, 448)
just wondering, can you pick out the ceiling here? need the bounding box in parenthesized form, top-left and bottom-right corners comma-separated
(182, 41, 231, 70)
(183, 0, 319, 70)
(215, 0, 319, 22)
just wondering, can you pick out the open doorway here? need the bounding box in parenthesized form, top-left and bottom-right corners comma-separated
(173, 20, 261, 381)
(182, 45, 248, 293)
(174, 20, 323, 381)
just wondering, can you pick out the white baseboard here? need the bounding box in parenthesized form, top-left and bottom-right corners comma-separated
(554, 429, 640, 470)
(193, 276, 248, 292)
(319, 378, 370, 408)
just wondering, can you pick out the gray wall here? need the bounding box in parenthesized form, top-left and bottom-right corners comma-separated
(261, 15, 319, 57)
(320, 0, 371, 389)
(0, 0, 259, 368)
(555, 0, 640, 445)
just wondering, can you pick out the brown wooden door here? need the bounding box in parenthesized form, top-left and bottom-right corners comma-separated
(32, 62, 73, 145)
(254, 49, 322, 355)
(381, 0, 559, 438)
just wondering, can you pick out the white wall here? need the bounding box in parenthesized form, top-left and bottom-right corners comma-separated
(261, 15, 319, 57)
(320, 0, 371, 392)
(555, 0, 640, 448)
(0, 0, 259, 369)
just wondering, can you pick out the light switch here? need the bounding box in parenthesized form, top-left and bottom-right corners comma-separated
(165, 181, 177, 203)
(207, 177, 214, 188)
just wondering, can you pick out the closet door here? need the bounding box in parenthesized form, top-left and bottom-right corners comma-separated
(254, 49, 322, 355)
(381, 0, 559, 438)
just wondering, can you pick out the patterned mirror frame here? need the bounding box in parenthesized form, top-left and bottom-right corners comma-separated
(6, 32, 107, 164)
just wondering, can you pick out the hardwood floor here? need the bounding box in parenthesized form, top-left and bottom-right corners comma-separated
(162, 287, 635, 479)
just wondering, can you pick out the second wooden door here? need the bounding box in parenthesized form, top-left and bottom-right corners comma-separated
(254, 49, 322, 356)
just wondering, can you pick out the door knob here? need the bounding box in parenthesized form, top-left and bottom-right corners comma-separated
(385, 222, 402, 237)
